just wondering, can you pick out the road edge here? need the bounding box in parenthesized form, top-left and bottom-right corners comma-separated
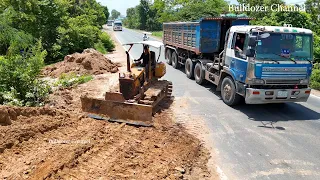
(311, 89, 320, 98)
(124, 27, 163, 41)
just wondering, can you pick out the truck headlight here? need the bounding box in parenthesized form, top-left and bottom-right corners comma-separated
(299, 79, 309, 84)
(248, 78, 265, 84)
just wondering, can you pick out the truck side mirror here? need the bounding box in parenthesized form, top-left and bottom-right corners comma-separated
(245, 49, 255, 57)
(248, 36, 257, 47)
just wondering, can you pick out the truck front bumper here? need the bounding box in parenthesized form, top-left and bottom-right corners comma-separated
(245, 88, 311, 104)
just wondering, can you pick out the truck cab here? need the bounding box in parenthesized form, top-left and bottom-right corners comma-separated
(222, 25, 313, 104)
(163, 16, 314, 106)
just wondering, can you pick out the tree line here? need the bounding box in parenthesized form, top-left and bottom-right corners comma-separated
(123, 0, 320, 62)
(0, 0, 114, 106)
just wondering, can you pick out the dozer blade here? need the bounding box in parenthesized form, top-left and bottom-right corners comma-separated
(80, 95, 153, 123)
(80, 80, 173, 125)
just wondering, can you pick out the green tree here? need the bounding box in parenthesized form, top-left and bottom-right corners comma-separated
(0, 0, 115, 106)
(174, 0, 228, 21)
(236, 0, 285, 17)
(111, 9, 121, 19)
(124, 7, 140, 29)
(103, 5, 110, 20)
(137, 0, 150, 30)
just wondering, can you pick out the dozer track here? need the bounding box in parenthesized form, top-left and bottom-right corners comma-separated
(80, 80, 172, 125)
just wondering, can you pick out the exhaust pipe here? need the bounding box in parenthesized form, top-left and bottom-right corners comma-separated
(126, 51, 131, 72)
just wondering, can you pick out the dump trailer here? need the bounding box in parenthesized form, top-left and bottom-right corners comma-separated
(163, 15, 314, 105)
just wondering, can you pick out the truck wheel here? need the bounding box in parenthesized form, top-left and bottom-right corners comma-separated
(221, 76, 241, 106)
(166, 49, 172, 65)
(171, 51, 180, 69)
(185, 58, 194, 79)
(194, 62, 205, 84)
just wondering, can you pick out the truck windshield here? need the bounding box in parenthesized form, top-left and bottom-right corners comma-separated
(254, 33, 312, 61)
(114, 23, 122, 26)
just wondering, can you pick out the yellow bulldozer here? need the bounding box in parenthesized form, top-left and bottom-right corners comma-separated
(80, 41, 172, 126)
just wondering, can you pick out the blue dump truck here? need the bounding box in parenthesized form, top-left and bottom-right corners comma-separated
(163, 15, 314, 105)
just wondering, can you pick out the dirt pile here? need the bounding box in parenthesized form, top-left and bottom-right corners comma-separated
(42, 49, 119, 77)
(0, 102, 211, 179)
(0, 106, 66, 126)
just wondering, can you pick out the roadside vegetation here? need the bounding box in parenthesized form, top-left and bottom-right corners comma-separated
(54, 73, 93, 89)
(123, 0, 320, 88)
(0, 0, 114, 106)
(151, 31, 163, 38)
(311, 63, 320, 90)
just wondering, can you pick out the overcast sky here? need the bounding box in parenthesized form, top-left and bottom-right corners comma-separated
(97, 0, 306, 16)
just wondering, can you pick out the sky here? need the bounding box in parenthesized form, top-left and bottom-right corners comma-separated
(97, 0, 306, 16)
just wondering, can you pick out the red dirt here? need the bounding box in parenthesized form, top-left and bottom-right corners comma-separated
(0, 27, 215, 180)
(42, 49, 120, 78)
(0, 100, 211, 179)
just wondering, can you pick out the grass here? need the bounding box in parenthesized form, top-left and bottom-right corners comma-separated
(151, 31, 163, 38)
(54, 73, 93, 88)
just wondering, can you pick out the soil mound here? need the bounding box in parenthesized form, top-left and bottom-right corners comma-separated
(42, 49, 119, 77)
(0, 106, 66, 126)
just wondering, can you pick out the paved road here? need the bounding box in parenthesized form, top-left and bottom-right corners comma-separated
(111, 27, 320, 180)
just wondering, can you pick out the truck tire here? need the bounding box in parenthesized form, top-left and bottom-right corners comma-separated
(194, 62, 205, 84)
(166, 49, 172, 65)
(185, 58, 194, 79)
(171, 51, 180, 69)
(221, 76, 241, 106)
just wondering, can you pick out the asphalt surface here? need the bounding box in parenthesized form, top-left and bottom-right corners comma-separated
(111, 27, 320, 180)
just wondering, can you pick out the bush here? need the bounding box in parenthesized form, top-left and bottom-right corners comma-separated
(55, 73, 93, 88)
(314, 34, 320, 63)
(99, 32, 115, 51)
(311, 68, 320, 90)
(94, 40, 107, 54)
(0, 42, 51, 106)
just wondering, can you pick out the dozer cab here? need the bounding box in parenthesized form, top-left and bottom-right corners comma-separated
(80, 41, 172, 125)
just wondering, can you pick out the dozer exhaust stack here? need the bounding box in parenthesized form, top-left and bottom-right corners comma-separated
(126, 51, 131, 72)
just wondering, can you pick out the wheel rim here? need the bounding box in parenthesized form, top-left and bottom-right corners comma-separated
(196, 66, 200, 79)
(186, 61, 190, 73)
(172, 55, 176, 66)
(223, 83, 232, 101)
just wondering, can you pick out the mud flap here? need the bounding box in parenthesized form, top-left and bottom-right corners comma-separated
(80, 95, 153, 123)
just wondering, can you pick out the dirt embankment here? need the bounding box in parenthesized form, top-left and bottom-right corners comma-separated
(0, 27, 213, 179)
(42, 49, 120, 78)
(0, 103, 211, 179)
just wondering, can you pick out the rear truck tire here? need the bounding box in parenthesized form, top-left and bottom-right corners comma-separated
(166, 49, 172, 65)
(185, 58, 194, 79)
(171, 51, 180, 69)
(221, 76, 241, 106)
(194, 62, 205, 84)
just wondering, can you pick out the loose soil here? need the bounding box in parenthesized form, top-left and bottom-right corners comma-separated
(42, 48, 120, 78)
(0, 26, 215, 180)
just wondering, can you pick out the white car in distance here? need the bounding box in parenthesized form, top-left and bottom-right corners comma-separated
(113, 21, 122, 31)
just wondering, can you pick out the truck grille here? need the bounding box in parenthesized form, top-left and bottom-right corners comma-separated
(265, 79, 300, 85)
(261, 67, 307, 80)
